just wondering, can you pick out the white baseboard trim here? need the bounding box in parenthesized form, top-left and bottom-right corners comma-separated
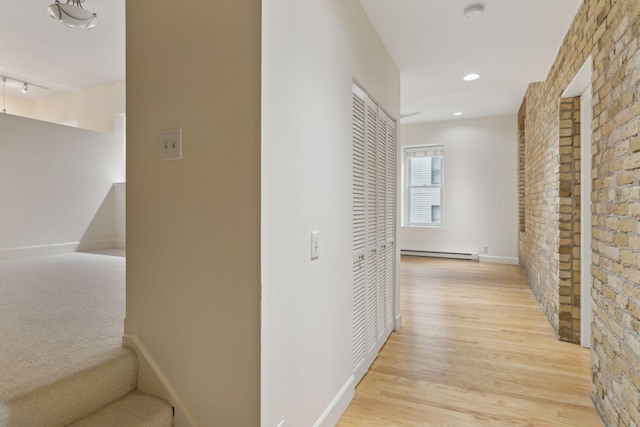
(123, 334, 199, 427)
(401, 249, 479, 261)
(312, 375, 355, 427)
(0, 242, 78, 260)
(76, 239, 122, 252)
(478, 255, 519, 265)
(0, 240, 126, 260)
(394, 313, 403, 331)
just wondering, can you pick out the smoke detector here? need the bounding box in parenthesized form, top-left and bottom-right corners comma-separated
(463, 4, 484, 19)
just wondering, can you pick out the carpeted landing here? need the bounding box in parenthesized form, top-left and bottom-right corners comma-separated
(0, 252, 172, 426)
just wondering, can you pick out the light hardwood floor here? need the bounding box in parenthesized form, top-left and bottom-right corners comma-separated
(337, 257, 603, 426)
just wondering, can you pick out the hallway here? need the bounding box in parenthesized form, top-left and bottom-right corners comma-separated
(338, 257, 602, 426)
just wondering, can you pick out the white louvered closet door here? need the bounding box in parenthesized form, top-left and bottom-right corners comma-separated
(364, 91, 378, 360)
(352, 83, 367, 379)
(352, 82, 397, 385)
(384, 116, 396, 329)
(376, 109, 390, 344)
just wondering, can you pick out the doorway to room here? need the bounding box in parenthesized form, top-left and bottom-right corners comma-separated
(563, 56, 593, 348)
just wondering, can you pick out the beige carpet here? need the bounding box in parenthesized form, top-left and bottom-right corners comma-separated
(68, 391, 173, 427)
(0, 251, 135, 425)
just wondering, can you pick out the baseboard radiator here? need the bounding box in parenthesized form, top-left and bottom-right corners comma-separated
(400, 250, 479, 261)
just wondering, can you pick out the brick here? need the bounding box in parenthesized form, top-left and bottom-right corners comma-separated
(630, 301, 640, 321)
(614, 233, 629, 246)
(629, 136, 640, 153)
(619, 218, 637, 232)
(560, 127, 574, 137)
(617, 171, 634, 185)
(615, 202, 629, 215)
(621, 249, 635, 264)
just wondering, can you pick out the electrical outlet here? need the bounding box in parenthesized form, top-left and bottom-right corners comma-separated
(483, 245, 488, 253)
(160, 129, 182, 161)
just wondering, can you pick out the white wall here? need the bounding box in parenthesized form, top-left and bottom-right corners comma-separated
(262, 1, 400, 426)
(4, 81, 125, 134)
(114, 183, 126, 249)
(3, 94, 32, 117)
(399, 115, 518, 263)
(0, 113, 125, 258)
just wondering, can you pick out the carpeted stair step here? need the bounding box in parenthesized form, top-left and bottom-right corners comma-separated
(68, 391, 173, 427)
(0, 347, 137, 427)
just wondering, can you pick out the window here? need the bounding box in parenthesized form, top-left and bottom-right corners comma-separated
(405, 145, 443, 226)
(431, 205, 441, 223)
(431, 157, 441, 185)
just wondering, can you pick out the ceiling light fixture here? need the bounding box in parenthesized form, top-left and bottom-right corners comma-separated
(48, 0, 97, 30)
(463, 73, 481, 81)
(0, 75, 49, 97)
(454, 112, 463, 116)
(463, 4, 485, 19)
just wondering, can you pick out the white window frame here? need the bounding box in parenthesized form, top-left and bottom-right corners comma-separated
(403, 145, 444, 227)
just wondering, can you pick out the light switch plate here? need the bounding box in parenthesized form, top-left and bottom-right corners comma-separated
(311, 231, 320, 260)
(160, 129, 182, 161)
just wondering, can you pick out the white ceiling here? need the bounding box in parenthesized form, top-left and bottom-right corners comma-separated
(0, 0, 580, 123)
(0, 0, 125, 99)
(358, 0, 582, 124)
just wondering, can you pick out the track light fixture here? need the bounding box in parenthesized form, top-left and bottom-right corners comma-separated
(0, 75, 47, 114)
(48, 0, 97, 30)
(0, 75, 49, 99)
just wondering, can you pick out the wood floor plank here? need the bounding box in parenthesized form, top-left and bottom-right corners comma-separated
(337, 257, 603, 426)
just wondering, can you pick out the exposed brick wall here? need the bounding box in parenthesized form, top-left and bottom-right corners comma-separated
(519, 0, 640, 424)
(559, 96, 582, 343)
(518, 99, 526, 233)
(519, 81, 561, 336)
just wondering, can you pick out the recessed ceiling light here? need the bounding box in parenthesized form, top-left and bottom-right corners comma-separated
(463, 73, 481, 81)
(463, 4, 485, 19)
(454, 112, 463, 116)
